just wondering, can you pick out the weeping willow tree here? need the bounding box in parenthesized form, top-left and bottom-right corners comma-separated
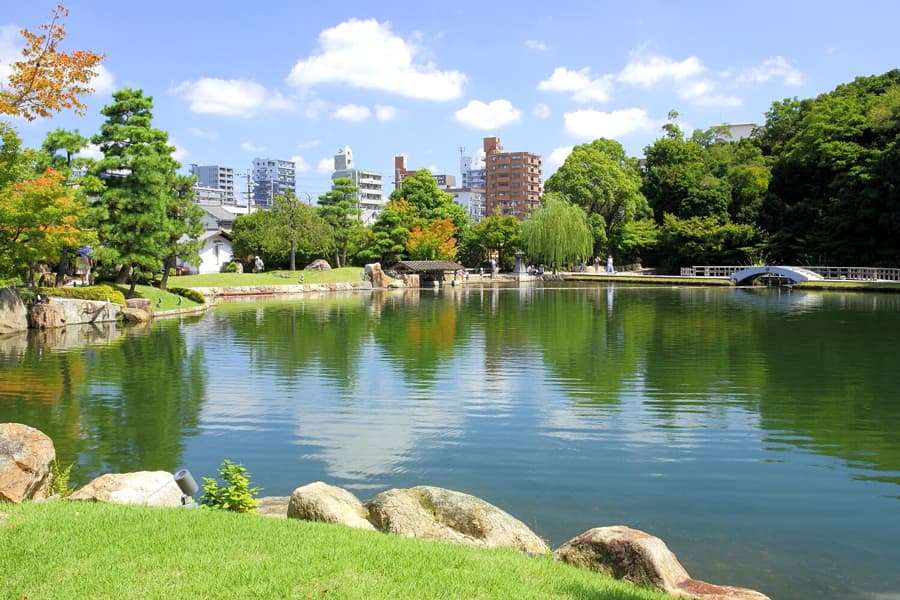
(520, 192, 593, 267)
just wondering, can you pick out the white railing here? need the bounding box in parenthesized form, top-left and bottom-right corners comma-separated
(681, 266, 900, 281)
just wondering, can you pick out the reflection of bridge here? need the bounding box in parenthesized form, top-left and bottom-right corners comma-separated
(682, 265, 900, 283)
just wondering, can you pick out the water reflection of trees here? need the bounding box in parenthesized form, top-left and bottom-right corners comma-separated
(0, 320, 207, 483)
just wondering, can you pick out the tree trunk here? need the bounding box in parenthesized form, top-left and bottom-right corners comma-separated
(159, 254, 175, 291)
(127, 265, 138, 298)
(55, 247, 70, 287)
(289, 241, 296, 271)
(115, 264, 132, 284)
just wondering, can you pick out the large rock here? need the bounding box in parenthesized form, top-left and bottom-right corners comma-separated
(122, 306, 151, 323)
(365, 486, 549, 554)
(69, 471, 183, 507)
(554, 526, 770, 600)
(0, 288, 28, 334)
(304, 259, 331, 271)
(288, 481, 375, 531)
(0, 423, 56, 502)
(365, 263, 386, 289)
(29, 298, 121, 329)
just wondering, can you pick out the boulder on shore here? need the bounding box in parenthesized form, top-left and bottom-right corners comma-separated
(70, 471, 184, 507)
(365, 485, 549, 554)
(305, 259, 331, 271)
(0, 423, 56, 503)
(554, 526, 770, 600)
(364, 263, 386, 289)
(0, 288, 28, 334)
(288, 481, 375, 531)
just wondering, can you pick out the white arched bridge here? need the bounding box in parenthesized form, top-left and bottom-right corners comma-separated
(729, 266, 824, 285)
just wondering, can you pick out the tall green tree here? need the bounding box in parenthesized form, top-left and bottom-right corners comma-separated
(544, 139, 649, 256)
(459, 211, 521, 268)
(90, 88, 199, 296)
(270, 192, 333, 270)
(317, 177, 360, 268)
(520, 192, 593, 268)
(389, 169, 469, 231)
(41, 128, 88, 173)
(356, 199, 416, 265)
(159, 175, 204, 291)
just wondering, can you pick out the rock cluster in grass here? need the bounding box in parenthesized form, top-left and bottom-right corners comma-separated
(0, 423, 771, 600)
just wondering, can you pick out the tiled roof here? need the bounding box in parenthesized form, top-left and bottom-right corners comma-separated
(391, 260, 465, 272)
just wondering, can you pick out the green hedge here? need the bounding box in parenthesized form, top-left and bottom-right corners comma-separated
(37, 284, 127, 306)
(169, 287, 206, 304)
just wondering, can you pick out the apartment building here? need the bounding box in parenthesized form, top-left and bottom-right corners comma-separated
(190, 164, 236, 205)
(393, 155, 457, 190)
(333, 146, 384, 225)
(483, 137, 542, 219)
(251, 158, 296, 210)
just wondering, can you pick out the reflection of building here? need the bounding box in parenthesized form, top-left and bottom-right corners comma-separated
(190, 164, 236, 205)
(333, 146, 384, 225)
(393, 155, 456, 190)
(483, 136, 542, 219)
(252, 158, 296, 209)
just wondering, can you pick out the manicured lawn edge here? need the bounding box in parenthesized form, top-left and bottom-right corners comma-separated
(0, 501, 672, 600)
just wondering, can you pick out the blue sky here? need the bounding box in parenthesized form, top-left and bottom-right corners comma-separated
(2, 1, 898, 200)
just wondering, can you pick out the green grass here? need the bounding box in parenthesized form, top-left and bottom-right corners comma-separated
(796, 280, 900, 292)
(173, 266, 365, 288)
(111, 284, 204, 311)
(0, 501, 672, 600)
(564, 274, 733, 286)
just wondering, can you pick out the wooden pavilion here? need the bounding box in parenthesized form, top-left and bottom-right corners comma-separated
(389, 260, 466, 287)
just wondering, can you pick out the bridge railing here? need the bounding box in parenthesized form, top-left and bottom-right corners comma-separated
(681, 266, 900, 281)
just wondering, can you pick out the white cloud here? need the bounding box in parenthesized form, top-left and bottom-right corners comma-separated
(0, 25, 19, 82)
(316, 157, 334, 174)
(287, 18, 467, 101)
(170, 139, 189, 162)
(331, 103, 371, 122)
(677, 79, 742, 107)
(375, 104, 397, 121)
(90, 64, 116, 95)
(525, 39, 549, 51)
(170, 78, 293, 117)
(538, 66, 614, 103)
(75, 143, 103, 161)
(241, 141, 266, 153)
(296, 139, 320, 149)
(548, 146, 574, 169)
(618, 51, 705, 86)
(563, 108, 653, 139)
(304, 99, 328, 119)
(532, 103, 551, 119)
(188, 127, 218, 141)
(289, 155, 311, 172)
(454, 99, 521, 130)
(736, 56, 804, 86)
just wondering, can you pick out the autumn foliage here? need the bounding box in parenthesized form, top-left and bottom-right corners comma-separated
(0, 4, 104, 120)
(405, 218, 458, 261)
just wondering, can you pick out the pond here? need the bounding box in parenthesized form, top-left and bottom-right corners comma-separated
(1, 283, 899, 599)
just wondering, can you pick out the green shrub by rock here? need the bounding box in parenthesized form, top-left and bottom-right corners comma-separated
(36, 284, 126, 306)
(168, 287, 205, 304)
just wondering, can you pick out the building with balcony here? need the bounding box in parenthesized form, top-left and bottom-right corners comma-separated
(190, 164, 236, 205)
(251, 158, 296, 210)
(332, 146, 384, 225)
(393, 155, 457, 190)
(483, 136, 542, 219)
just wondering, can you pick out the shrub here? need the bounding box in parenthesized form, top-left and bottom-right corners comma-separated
(222, 260, 242, 273)
(36, 284, 127, 306)
(48, 461, 74, 498)
(168, 287, 205, 304)
(200, 459, 261, 513)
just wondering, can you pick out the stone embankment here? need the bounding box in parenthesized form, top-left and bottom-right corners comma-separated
(1, 423, 771, 600)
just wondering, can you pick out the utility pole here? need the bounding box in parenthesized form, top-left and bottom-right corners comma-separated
(238, 170, 255, 213)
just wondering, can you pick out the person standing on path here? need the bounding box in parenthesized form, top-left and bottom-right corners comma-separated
(606, 254, 615, 274)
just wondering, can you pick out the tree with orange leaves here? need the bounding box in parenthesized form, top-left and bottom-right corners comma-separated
(406, 218, 458, 261)
(0, 4, 104, 121)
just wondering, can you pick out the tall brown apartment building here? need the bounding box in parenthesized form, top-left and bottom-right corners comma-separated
(483, 136, 542, 219)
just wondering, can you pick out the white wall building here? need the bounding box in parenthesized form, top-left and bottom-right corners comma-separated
(332, 146, 385, 226)
(446, 187, 485, 223)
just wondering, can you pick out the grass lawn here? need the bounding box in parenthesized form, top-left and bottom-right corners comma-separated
(112, 284, 204, 312)
(172, 266, 365, 288)
(0, 501, 672, 600)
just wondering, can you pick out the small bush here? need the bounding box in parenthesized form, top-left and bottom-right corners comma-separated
(200, 459, 261, 513)
(222, 260, 242, 273)
(37, 284, 126, 306)
(48, 461, 74, 498)
(168, 287, 205, 304)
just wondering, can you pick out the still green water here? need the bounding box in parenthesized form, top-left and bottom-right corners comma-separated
(1, 284, 898, 599)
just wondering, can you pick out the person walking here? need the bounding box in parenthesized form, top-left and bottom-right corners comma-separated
(606, 254, 615, 274)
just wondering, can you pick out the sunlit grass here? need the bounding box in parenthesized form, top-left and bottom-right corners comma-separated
(1, 501, 672, 600)
(174, 267, 365, 288)
(111, 284, 203, 311)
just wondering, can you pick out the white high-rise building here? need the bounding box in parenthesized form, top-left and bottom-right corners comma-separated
(331, 146, 384, 226)
(251, 158, 296, 210)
